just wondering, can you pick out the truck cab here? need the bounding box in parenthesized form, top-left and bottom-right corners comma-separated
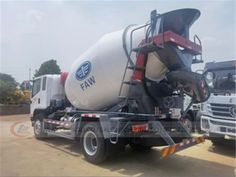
(31, 74, 66, 118)
(201, 60, 236, 144)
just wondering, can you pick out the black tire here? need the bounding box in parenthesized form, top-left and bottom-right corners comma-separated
(195, 111, 202, 133)
(209, 133, 225, 146)
(80, 122, 107, 164)
(129, 142, 152, 151)
(33, 114, 47, 139)
(181, 113, 194, 133)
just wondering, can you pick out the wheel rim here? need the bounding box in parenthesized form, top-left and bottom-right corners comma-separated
(34, 120, 42, 135)
(182, 118, 192, 133)
(83, 130, 98, 156)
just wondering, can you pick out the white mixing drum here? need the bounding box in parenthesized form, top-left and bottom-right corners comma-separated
(65, 24, 167, 110)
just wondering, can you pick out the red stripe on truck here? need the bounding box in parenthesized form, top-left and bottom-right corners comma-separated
(132, 53, 146, 81)
(81, 114, 100, 118)
(60, 72, 69, 86)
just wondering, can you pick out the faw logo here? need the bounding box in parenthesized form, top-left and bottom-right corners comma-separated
(75, 60, 96, 91)
(75, 61, 91, 81)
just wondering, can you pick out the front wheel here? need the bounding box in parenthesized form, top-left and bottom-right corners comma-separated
(80, 122, 107, 164)
(195, 111, 202, 133)
(33, 114, 47, 139)
(209, 133, 225, 146)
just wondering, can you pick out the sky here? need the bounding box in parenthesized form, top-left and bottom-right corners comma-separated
(0, 0, 235, 83)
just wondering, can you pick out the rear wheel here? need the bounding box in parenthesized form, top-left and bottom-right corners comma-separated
(181, 113, 194, 133)
(81, 122, 107, 164)
(33, 114, 47, 139)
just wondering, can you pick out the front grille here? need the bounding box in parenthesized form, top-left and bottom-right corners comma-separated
(207, 103, 236, 120)
(210, 120, 236, 127)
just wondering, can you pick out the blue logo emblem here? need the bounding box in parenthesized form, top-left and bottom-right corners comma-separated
(75, 61, 92, 81)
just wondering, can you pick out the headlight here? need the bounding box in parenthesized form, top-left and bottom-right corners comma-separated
(200, 102, 208, 113)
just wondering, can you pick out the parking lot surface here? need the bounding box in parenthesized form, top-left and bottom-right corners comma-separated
(0, 114, 235, 177)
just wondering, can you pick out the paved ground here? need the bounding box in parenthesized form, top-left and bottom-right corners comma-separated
(0, 114, 235, 177)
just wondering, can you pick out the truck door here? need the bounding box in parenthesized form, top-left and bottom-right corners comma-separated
(31, 78, 42, 115)
(30, 76, 48, 115)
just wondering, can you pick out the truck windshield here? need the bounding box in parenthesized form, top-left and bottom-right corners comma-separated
(207, 68, 236, 93)
(32, 78, 41, 97)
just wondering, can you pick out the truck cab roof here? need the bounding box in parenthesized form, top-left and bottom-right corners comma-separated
(205, 60, 236, 71)
(34, 74, 61, 80)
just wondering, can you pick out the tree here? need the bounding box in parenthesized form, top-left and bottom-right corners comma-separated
(0, 73, 17, 86)
(34, 59, 61, 78)
(0, 73, 17, 104)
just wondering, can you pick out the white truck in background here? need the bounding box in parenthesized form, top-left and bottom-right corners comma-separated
(201, 60, 236, 145)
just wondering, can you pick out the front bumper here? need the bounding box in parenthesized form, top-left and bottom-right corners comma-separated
(201, 115, 236, 137)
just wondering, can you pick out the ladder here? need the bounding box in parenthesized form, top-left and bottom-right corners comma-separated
(118, 23, 164, 104)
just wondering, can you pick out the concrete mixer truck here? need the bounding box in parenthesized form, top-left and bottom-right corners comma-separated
(30, 8, 210, 164)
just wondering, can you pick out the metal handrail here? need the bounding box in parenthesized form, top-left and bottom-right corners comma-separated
(193, 34, 203, 62)
(129, 23, 150, 56)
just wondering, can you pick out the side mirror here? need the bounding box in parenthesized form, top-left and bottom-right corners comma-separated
(204, 71, 215, 87)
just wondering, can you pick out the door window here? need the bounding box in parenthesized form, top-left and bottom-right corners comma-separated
(42, 77, 47, 91)
(32, 78, 41, 97)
